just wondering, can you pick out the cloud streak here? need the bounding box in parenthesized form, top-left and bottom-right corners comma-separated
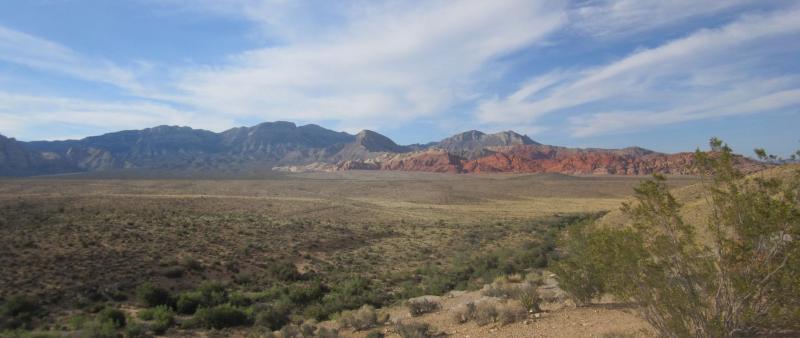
(476, 7, 800, 137)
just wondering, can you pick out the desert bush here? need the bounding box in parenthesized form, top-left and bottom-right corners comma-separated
(337, 304, 384, 331)
(451, 302, 476, 324)
(136, 284, 174, 308)
(316, 277, 383, 320)
(286, 281, 326, 305)
(181, 256, 203, 271)
(253, 300, 292, 330)
(553, 140, 800, 336)
(496, 303, 526, 325)
(406, 298, 439, 317)
(96, 307, 126, 328)
(472, 302, 497, 326)
(82, 320, 118, 338)
(269, 261, 302, 281)
(394, 321, 438, 338)
(192, 304, 249, 329)
(176, 281, 228, 315)
(481, 280, 517, 298)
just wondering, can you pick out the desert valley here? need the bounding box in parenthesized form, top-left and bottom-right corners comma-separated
(2, 1, 799, 337)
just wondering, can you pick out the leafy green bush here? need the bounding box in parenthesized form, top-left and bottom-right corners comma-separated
(96, 307, 126, 328)
(553, 140, 800, 336)
(316, 277, 383, 320)
(192, 304, 249, 329)
(175, 281, 228, 315)
(136, 283, 174, 308)
(138, 305, 174, 334)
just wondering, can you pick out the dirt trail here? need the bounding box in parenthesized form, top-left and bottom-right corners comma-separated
(333, 275, 654, 338)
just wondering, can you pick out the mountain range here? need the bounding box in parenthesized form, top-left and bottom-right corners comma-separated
(0, 121, 763, 176)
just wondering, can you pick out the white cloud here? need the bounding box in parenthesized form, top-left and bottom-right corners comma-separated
(168, 0, 567, 132)
(0, 91, 235, 140)
(0, 26, 149, 93)
(476, 7, 800, 136)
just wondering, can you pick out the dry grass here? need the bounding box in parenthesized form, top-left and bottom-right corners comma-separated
(0, 171, 699, 328)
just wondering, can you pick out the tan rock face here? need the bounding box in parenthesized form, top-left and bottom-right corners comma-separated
(378, 151, 465, 173)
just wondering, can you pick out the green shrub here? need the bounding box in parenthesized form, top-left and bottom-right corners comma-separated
(553, 140, 800, 336)
(176, 293, 200, 315)
(136, 284, 174, 308)
(193, 304, 249, 329)
(317, 277, 383, 319)
(176, 281, 228, 315)
(268, 261, 302, 281)
(253, 300, 291, 330)
(405, 298, 439, 317)
(286, 281, 325, 305)
(138, 305, 173, 334)
(124, 321, 149, 337)
(82, 320, 118, 338)
(96, 307, 126, 328)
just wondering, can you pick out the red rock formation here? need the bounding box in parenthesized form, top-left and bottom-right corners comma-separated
(334, 145, 765, 175)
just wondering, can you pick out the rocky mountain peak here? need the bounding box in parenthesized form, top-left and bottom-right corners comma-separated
(354, 130, 405, 153)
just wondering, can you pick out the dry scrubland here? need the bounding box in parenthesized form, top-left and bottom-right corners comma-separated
(0, 171, 698, 336)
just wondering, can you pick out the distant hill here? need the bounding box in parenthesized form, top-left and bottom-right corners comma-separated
(0, 122, 766, 176)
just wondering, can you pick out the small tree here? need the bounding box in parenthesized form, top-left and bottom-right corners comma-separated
(553, 139, 800, 337)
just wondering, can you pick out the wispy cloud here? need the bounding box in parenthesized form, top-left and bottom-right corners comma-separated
(0, 91, 235, 140)
(168, 0, 567, 132)
(568, 0, 757, 37)
(0, 26, 146, 92)
(476, 7, 800, 136)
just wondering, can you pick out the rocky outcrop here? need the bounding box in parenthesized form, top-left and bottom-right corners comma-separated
(434, 130, 539, 159)
(332, 130, 408, 161)
(378, 150, 465, 173)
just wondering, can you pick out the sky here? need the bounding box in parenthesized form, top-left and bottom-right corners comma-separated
(0, 0, 798, 156)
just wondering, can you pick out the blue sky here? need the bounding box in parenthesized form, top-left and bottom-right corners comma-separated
(0, 0, 798, 156)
